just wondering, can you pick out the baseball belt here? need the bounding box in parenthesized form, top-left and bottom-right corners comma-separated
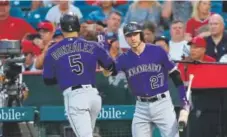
(71, 84, 96, 90)
(137, 93, 166, 103)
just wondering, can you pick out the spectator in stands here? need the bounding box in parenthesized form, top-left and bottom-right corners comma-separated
(0, 1, 36, 40)
(178, 36, 216, 81)
(169, 20, 190, 61)
(35, 21, 55, 69)
(154, 36, 169, 53)
(21, 40, 38, 71)
(106, 33, 121, 59)
(185, 0, 212, 41)
(45, 0, 82, 26)
(205, 14, 227, 61)
(37, 21, 55, 46)
(31, 1, 44, 11)
(142, 21, 156, 44)
(53, 29, 64, 43)
(162, 1, 193, 23)
(87, 1, 116, 24)
(105, 11, 121, 34)
(123, 1, 162, 34)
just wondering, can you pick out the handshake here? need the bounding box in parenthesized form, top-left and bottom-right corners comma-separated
(102, 68, 113, 77)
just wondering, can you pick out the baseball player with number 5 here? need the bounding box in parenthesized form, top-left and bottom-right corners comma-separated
(103, 22, 190, 137)
(42, 13, 115, 137)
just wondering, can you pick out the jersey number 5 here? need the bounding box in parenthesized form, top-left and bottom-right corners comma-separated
(68, 54, 84, 75)
(150, 73, 164, 89)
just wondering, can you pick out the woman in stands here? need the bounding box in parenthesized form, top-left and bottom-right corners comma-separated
(185, 0, 213, 41)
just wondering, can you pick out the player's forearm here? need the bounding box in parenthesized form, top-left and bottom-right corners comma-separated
(169, 70, 188, 105)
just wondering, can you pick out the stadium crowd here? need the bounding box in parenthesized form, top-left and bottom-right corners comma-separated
(0, 1, 227, 137)
(0, 1, 227, 71)
(1, 0, 227, 73)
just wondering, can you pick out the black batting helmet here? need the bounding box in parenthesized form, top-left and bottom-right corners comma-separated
(123, 22, 142, 36)
(60, 12, 80, 32)
(123, 22, 144, 41)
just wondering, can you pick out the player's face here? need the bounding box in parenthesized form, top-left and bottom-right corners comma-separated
(190, 45, 206, 60)
(125, 32, 141, 48)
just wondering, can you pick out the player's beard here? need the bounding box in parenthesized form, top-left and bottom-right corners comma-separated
(131, 41, 142, 49)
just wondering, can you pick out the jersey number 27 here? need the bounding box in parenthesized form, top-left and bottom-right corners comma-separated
(68, 54, 84, 75)
(150, 73, 164, 89)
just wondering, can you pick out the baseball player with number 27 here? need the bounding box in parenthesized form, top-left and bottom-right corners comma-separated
(103, 22, 191, 137)
(42, 13, 115, 137)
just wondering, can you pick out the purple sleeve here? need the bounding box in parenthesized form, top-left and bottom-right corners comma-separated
(111, 55, 124, 76)
(161, 48, 177, 73)
(43, 51, 55, 79)
(96, 43, 114, 70)
(178, 85, 189, 107)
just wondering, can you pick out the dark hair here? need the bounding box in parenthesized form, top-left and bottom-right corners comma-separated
(171, 20, 184, 26)
(143, 21, 156, 33)
(154, 36, 169, 47)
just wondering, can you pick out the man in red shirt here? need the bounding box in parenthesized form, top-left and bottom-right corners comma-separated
(0, 1, 36, 40)
(178, 36, 216, 82)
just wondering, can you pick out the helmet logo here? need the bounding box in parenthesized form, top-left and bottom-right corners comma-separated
(69, 25, 72, 31)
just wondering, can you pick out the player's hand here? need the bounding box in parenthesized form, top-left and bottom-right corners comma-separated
(178, 108, 189, 132)
(102, 69, 112, 77)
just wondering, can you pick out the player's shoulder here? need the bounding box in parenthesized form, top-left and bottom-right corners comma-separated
(145, 43, 166, 53)
(116, 51, 129, 61)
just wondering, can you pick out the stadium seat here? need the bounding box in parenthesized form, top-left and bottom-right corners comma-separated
(79, 5, 100, 19)
(10, 0, 32, 10)
(220, 13, 227, 29)
(10, 7, 25, 18)
(73, 1, 89, 7)
(211, 1, 223, 14)
(163, 30, 170, 40)
(26, 7, 50, 28)
(115, 4, 130, 17)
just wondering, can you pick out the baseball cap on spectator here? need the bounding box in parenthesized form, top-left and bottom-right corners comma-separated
(53, 29, 63, 38)
(37, 21, 54, 32)
(188, 36, 207, 48)
(154, 36, 169, 45)
(0, 0, 9, 5)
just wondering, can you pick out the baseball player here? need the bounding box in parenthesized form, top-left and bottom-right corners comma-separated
(103, 22, 190, 137)
(42, 13, 115, 137)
